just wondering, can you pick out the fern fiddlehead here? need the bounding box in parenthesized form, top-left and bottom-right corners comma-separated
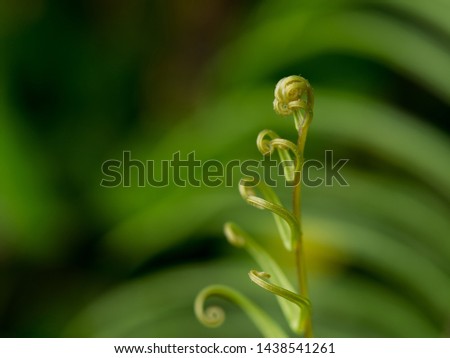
(195, 75, 315, 337)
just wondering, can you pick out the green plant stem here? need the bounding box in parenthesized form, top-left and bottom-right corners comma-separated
(293, 111, 313, 338)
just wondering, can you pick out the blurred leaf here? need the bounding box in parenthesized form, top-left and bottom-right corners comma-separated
(305, 216, 450, 319)
(213, 3, 450, 102)
(0, 71, 67, 261)
(312, 275, 440, 338)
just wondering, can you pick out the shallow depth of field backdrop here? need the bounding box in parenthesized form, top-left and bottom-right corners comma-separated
(0, 0, 449, 337)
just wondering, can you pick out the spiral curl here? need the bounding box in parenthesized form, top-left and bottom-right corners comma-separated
(239, 180, 297, 228)
(256, 130, 299, 166)
(239, 178, 299, 251)
(256, 129, 299, 182)
(249, 270, 311, 334)
(223, 222, 246, 248)
(194, 284, 288, 337)
(273, 75, 313, 118)
(194, 286, 226, 327)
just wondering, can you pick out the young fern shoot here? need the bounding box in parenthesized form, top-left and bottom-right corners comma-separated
(195, 75, 314, 338)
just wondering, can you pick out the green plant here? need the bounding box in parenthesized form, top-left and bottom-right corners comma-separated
(195, 75, 315, 338)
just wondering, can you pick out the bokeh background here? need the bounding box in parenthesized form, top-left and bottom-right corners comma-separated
(0, 0, 449, 337)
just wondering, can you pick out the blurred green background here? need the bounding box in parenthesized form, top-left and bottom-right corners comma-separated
(0, 0, 449, 337)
